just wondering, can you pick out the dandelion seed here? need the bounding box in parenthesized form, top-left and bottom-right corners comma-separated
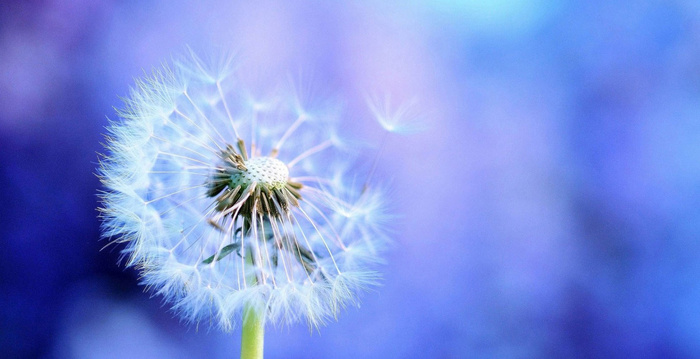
(98, 51, 391, 357)
(366, 93, 426, 135)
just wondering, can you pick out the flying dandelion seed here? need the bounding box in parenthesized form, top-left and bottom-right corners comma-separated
(366, 93, 426, 135)
(97, 50, 392, 353)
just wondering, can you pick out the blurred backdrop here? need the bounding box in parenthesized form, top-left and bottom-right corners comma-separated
(2, 0, 700, 358)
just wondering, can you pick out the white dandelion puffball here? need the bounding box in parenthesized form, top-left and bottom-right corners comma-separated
(98, 52, 390, 330)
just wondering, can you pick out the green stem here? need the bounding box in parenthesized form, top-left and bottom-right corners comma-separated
(240, 306, 264, 359)
(240, 250, 264, 359)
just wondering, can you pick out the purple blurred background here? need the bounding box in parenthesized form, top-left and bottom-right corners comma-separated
(2, 1, 700, 358)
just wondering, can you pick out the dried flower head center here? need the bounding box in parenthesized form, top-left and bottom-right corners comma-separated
(206, 142, 303, 221)
(232, 157, 288, 190)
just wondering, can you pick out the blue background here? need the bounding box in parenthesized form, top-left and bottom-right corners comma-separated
(2, 1, 700, 358)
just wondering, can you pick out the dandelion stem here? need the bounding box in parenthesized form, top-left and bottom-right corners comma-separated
(240, 305, 264, 359)
(240, 252, 264, 359)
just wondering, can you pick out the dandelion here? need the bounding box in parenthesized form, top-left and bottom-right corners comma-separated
(97, 51, 390, 358)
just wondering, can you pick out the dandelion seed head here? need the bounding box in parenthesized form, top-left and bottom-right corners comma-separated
(98, 51, 391, 330)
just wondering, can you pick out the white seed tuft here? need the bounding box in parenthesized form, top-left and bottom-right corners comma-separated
(98, 51, 392, 330)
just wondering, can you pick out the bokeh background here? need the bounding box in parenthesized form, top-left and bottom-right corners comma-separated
(2, 0, 700, 358)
